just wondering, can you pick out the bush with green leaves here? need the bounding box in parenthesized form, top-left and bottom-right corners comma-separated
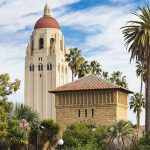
(62, 122, 110, 150)
(132, 133, 150, 150)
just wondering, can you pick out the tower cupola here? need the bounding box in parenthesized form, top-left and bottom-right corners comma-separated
(34, 4, 60, 30)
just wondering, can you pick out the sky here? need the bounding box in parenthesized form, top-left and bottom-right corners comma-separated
(0, 0, 149, 125)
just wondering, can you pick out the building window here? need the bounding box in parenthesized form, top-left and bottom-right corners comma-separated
(92, 109, 94, 117)
(47, 63, 52, 71)
(39, 38, 44, 49)
(38, 64, 43, 71)
(39, 57, 42, 61)
(50, 38, 55, 46)
(29, 64, 34, 71)
(31, 40, 34, 51)
(40, 74, 42, 77)
(78, 110, 80, 117)
(85, 109, 87, 117)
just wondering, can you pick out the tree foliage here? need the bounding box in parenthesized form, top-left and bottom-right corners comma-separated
(0, 73, 20, 101)
(130, 93, 145, 129)
(108, 120, 134, 150)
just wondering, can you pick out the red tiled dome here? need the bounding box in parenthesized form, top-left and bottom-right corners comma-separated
(34, 16, 60, 29)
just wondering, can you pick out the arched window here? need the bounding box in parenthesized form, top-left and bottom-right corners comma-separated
(31, 40, 34, 51)
(39, 38, 44, 49)
(38, 64, 43, 71)
(29, 64, 34, 71)
(50, 38, 55, 46)
(47, 63, 52, 71)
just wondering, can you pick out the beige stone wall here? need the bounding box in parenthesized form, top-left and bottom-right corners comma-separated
(117, 91, 128, 105)
(56, 106, 117, 130)
(55, 90, 129, 129)
(117, 104, 128, 121)
(55, 90, 118, 129)
(117, 91, 128, 121)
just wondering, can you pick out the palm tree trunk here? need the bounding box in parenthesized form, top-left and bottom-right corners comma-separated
(140, 72, 143, 97)
(137, 111, 140, 129)
(146, 56, 150, 133)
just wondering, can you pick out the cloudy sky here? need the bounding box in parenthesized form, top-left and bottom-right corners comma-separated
(0, 0, 149, 124)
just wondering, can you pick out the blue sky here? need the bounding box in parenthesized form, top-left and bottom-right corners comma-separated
(0, 0, 149, 124)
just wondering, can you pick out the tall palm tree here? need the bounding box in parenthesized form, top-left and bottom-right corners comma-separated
(14, 104, 39, 125)
(77, 60, 91, 78)
(110, 71, 128, 88)
(90, 61, 102, 76)
(108, 120, 134, 150)
(130, 93, 145, 129)
(121, 6, 150, 132)
(65, 48, 84, 81)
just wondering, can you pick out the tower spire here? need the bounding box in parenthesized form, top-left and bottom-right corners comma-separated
(44, 3, 50, 16)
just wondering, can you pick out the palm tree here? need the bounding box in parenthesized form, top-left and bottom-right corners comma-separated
(109, 71, 128, 88)
(130, 93, 145, 129)
(90, 61, 102, 76)
(108, 120, 134, 150)
(121, 6, 150, 132)
(14, 104, 39, 125)
(65, 48, 84, 81)
(102, 71, 110, 80)
(77, 60, 91, 78)
(39, 120, 60, 149)
(7, 119, 29, 150)
(136, 61, 146, 97)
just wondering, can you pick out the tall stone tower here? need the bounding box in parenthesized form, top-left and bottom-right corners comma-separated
(24, 4, 68, 120)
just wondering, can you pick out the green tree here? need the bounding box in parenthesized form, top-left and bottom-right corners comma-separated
(14, 104, 39, 125)
(65, 48, 84, 81)
(7, 119, 29, 150)
(109, 71, 128, 88)
(90, 61, 102, 76)
(130, 93, 145, 129)
(0, 107, 8, 145)
(77, 60, 91, 78)
(108, 120, 134, 150)
(62, 122, 109, 150)
(0, 73, 20, 101)
(121, 6, 150, 132)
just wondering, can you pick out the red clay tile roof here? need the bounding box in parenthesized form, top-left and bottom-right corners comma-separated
(34, 16, 60, 29)
(50, 75, 132, 93)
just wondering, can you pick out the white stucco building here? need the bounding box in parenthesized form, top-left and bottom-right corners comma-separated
(24, 4, 68, 120)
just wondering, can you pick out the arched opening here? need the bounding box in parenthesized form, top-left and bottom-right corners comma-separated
(50, 38, 55, 54)
(50, 38, 55, 46)
(38, 63, 43, 71)
(31, 40, 34, 51)
(29, 64, 34, 72)
(39, 38, 44, 49)
(47, 63, 52, 71)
